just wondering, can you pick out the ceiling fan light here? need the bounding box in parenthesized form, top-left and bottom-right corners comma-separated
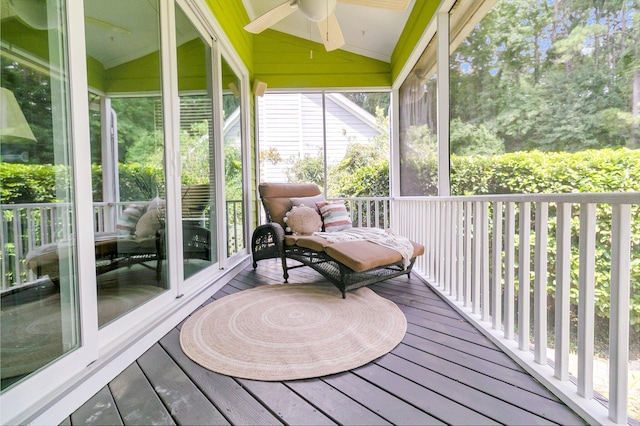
(298, 0, 337, 22)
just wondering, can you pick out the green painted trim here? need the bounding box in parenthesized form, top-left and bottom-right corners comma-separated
(205, 0, 253, 74)
(105, 50, 162, 93)
(86, 56, 106, 92)
(252, 30, 391, 89)
(390, 0, 438, 84)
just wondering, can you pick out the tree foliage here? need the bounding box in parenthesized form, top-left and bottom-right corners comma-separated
(450, 0, 640, 153)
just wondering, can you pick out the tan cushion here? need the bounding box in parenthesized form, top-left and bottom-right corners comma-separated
(325, 240, 424, 273)
(290, 194, 325, 212)
(295, 236, 333, 252)
(259, 183, 321, 228)
(284, 235, 300, 246)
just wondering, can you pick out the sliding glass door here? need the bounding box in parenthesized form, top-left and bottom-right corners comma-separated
(1, 0, 81, 389)
(175, 4, 218, 279)
(84, 0, 169, 327)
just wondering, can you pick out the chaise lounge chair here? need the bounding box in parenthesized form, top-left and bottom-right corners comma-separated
(251, 182, 424, 297)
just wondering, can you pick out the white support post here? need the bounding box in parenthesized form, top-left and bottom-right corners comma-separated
(555, 202, 571, 381)
(518, 202, 531, 351)
(436, 11, 450, 196)
(608, 203, 631, 424)
(577, 203, 595, 399)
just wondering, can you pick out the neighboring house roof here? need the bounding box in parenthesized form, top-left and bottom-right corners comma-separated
(255, 93, 385, 183)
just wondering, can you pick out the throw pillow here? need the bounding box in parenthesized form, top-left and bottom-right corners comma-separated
(135, 209, 163, 239)
(116, 204, 146, 235)
(290, 194, 326, 213)
(316, 200, 352, 232)
(283, 205, 322, 236)
(148, 196, 166, 212)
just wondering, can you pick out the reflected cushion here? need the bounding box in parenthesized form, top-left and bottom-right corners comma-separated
(135, 209, 163, 238)
(116, 204, 146, 235)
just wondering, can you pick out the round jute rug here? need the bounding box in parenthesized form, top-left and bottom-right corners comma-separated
(180, 283, 407, 381)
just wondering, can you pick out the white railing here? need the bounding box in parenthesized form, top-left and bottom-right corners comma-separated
(395, 192, 640, 425)
(338, 197, 391, 229)
(1, 200, 247, 289)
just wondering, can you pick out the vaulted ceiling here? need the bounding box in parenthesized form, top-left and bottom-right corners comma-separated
(241, 0, 416, 62)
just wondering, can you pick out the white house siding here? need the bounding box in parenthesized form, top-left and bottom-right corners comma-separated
(257, 93, 382, 183)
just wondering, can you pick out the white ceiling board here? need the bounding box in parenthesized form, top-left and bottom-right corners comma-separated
(242, 0, 415, 62)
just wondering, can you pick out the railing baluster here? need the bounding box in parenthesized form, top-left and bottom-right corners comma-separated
(456, 201, 464, 301)
(578, 202, 595, 399)
(464, 201, 472, 307)
(609, 203, 631, 424)
(534, 201, 549, 365)
(518, 202, 531, 351)
(450, 201, 457, 297)
(11, 210, 23, 287)
(480, 201, 490, 322)
(504, 202, 516, 339)
(555, 202, 571, 381)
(435, 201, 442, 285)
(444, 202, 452, 293)
(492, 201, 503, 330)
(473, 201, 482, 314)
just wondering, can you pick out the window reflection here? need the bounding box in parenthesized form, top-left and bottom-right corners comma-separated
(221, 56, 244, 257)
(85, 0, 169, 327)
(1, 0, 80, 390)
(176, 5, 216, 278)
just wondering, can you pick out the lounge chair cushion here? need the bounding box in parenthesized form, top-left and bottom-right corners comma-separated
(260, 183, 321, 228)
(290, 194, 326, 212)
(325, 240, 425, 273)
(285, 235, 333, 251)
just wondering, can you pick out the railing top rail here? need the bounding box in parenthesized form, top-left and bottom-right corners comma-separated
(394, 191, 640, 204)
(328, 197, 391, 201)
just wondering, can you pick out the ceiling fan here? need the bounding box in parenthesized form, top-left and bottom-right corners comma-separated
(244, 0, 411, 52)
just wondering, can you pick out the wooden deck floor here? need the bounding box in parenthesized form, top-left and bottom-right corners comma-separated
(68, 259, 586, 425)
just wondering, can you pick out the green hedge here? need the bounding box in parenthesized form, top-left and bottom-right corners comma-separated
(1, 163, 164, 204)
(2, 149, 639, 330)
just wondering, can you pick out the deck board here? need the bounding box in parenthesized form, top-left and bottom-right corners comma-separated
(108, 363, 175, 425)
(322, 372, 445, 425)
(159, 329, 283, 426)
(71, 259, 586, 425)
(70, 386, 123, 425)
(137, 344, 230, 425)
(285, 379, 391, 425)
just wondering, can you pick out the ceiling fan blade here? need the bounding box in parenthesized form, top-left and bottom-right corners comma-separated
(337, 0, 411, 11)
(244, 0, 298, 34)
(317, 12, 345, 52)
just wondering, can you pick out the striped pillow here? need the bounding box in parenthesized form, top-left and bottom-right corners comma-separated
(116, 203, 146, 235)
(316, 200, 352, 232)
